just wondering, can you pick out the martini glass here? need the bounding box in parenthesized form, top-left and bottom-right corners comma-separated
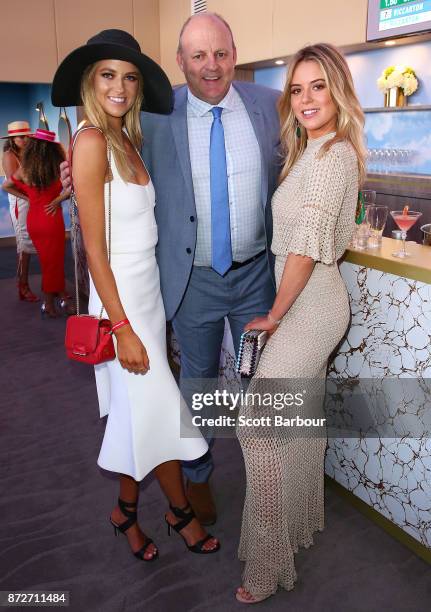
(390, 210, 422, 258)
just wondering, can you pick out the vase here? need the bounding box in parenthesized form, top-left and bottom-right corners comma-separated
(384, 87, 406, 108)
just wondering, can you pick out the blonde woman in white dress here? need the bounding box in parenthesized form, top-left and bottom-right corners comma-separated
(52, 29, 220, 562)
(235, 43, 366, 603)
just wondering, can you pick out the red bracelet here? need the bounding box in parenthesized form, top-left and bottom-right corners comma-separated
(111, 318, 130, 334)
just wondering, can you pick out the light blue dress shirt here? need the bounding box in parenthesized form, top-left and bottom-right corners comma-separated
(187, 85, 265, 266)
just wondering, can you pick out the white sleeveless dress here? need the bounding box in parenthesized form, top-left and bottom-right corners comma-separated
(85, 131, 208, 481)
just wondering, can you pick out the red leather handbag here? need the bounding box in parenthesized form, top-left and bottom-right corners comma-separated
(65, 314, 115, 364)
(65, 131, 115, 365)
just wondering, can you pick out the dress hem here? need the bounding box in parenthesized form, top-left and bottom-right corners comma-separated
(97, 447, 208, 482)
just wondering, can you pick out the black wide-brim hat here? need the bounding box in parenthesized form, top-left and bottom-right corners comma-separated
(51, 29, 173, 114)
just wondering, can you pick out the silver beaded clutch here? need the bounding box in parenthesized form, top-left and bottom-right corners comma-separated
(236, 330, 268, 376)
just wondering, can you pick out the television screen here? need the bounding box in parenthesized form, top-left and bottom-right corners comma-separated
(367, 0, 431, 42)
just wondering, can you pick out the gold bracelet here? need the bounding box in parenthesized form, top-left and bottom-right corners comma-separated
(268, 312, 281, 326)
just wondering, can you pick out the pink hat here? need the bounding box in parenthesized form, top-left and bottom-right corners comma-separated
(30, 129, 57, 142)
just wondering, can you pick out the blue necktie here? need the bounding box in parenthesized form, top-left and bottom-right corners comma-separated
(210, 107, 232, 276)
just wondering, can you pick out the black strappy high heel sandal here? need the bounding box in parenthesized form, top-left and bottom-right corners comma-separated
(110, 498, 158, 562)
(165, 504, 220, 554)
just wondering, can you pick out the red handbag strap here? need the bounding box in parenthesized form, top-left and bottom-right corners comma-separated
(69, 127, 112, 318)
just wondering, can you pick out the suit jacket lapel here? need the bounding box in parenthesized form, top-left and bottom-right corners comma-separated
(234, 83, 270, 209)
(170, 87, 196, 212)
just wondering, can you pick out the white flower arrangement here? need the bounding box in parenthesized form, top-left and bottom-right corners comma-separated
(377, 65, 418, 97)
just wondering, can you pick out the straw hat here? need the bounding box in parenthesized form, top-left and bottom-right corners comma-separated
(1, 120, 33, 139)
(51, 29, 173, 114)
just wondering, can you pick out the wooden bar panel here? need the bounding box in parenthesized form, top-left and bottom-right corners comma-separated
(54, 0, 134, 66)
(0, 0, 57, 83)
(207, 0, 273, 65)
(273, 0, 369, 58)
(133, 0, 161, 63)
(159, 0, 190, 85)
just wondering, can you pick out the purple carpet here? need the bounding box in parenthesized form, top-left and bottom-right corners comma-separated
(0, 273, 429, 612)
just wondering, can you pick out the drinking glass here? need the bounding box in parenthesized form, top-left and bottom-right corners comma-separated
(390, 149, 398, 173)
(367, 205, 388, 249)
(353, 222, 370, 249)
(386, 149, 393, 173)
(362, 190, 376, 205)
(376, 149, 385, 174)
(390, 210, 422, 258)
(351, 190, 375, 249)
(367, 149, 377, 173)
(421, 224, 431, 246)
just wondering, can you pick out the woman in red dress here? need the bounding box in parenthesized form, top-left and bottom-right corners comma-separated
(2, 129, 71, 317)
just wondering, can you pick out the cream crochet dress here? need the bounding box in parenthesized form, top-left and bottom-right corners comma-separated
(237, 132, 359, 598)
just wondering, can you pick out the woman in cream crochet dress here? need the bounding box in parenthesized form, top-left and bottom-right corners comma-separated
(235, 43, 366, 604)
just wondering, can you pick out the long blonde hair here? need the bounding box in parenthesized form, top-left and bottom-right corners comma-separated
(278, 43, 366, 185)
(80, 62, 144, 181)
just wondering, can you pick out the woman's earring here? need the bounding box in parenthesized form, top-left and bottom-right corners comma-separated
(295, 121, 301, 138)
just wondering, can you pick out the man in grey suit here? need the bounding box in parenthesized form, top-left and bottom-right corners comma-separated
(140, 12, 280, 524)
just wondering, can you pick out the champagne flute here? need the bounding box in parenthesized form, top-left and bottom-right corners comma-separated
(390, 210, 422, 258)
(367, 205, 388, 249)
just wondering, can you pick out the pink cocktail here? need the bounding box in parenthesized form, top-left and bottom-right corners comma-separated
(392, 216, 417, 232)
(390, 210, 422, 258)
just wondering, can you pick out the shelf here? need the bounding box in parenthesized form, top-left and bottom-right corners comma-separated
(365, 173, 431, 199)
(367, 172, 431, 181)
(364, 105, 431, 112)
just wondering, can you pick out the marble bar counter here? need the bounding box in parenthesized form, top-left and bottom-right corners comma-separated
(343, 236, 431, 284)
(326, 237, 431, 557)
